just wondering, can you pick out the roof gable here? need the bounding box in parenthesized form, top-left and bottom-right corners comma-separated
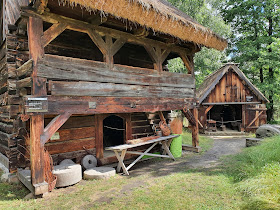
(197, 64, 269, 104)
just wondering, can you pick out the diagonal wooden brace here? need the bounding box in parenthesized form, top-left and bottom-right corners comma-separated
(40, 112, 71, 146)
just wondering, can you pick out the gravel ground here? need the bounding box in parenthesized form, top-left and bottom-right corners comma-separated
(129, 136, 246, 176)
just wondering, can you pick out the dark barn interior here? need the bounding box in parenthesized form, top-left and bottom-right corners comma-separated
(208, 105, 242, 131)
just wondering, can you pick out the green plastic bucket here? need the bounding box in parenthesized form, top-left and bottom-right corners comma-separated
(170, 135, 182, 158)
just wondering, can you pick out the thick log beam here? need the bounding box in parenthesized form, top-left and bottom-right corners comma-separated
(191, 108, 199, 147)
(42, 22, 68, 47)
(24, 96, 195, 115)
(40, 112, 72, 145)
(28, 17, 47, 193)
(182, 107, 200, 147)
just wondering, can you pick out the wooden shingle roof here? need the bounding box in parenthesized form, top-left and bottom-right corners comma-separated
(197, 64, 269, 104)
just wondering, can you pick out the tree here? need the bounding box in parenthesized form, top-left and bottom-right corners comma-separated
(221, 0, 280, 121)
(167, 0, 231, 86)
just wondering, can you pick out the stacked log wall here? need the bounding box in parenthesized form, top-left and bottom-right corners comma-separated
(0, 32, 30, 172)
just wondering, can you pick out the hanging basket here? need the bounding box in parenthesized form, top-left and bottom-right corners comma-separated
(159, 121, 171, 136)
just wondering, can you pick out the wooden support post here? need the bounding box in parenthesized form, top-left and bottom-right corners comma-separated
(30, 115, 45, 184)
(125, 114, 132, 143)
(87, 29, 125, 69)
(28, 17, 46, 188)
(144, 45, 170, 72)
(180, 53, 194, 75)
(191, 108, 199, 147)
(95, 114, 104, 159)
(242, 105, 246, 132)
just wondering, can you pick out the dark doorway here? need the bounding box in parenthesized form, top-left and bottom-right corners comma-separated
(208, 105, 242, 130)
(103, 115, 125, 148)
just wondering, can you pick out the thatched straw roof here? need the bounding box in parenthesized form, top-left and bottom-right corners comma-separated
(57, 0, 227, 51)
(197, 64, 269, 104)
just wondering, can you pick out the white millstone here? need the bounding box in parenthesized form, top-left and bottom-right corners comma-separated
(81, 155, 97, 169)
(83, 167, 116, 180)
(53, 164, 82, 187)
(59, 159, 75, 166)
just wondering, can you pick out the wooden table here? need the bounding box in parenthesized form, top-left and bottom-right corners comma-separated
(106, 135, 179, 175)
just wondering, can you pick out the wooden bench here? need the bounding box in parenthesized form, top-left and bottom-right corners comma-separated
(106, 135, 179, 175)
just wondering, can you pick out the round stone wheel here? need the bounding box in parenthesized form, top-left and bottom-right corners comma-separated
(53, 164, 82, 187)
(81, 155, 97, 169)
(83, 167, 116, 180)
(59, 159, 75, 166)
(256, 124, 280, 138)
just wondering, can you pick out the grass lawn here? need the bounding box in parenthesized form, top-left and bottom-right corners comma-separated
(0, 133, 280, 209)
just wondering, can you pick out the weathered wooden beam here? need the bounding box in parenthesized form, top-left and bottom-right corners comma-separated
(21, 8, 190, 56)
(37, 54, 195, 88)
(111, 38, 126, 56)
(48, 80, 194, 98)
(42, 22, 68, 47)
(24, 95, 195, 115)
(87, 29, 107, 55)
(30, 115, 45, 184)
(17, 77, 32, 88)
(191, 108, 199, 147)
(204, 105, 213, 115)
(95, 114, 103, 159)
(17, 59, 33, 78)
(40, 112, 71, 145)
(27, 17, 46, 189)
(180, 53, 193, 75)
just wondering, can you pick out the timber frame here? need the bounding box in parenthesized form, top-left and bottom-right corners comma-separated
(0, 0, 228, 195)
(20, 8, 199, 194)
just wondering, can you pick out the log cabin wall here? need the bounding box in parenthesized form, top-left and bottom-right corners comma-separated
(197, 66, 268, 133)
(0, 32, 29, 173)
(0, 13, 194, 170)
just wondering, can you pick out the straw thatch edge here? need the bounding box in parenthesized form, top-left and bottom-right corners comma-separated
(56, 0, 227, 51)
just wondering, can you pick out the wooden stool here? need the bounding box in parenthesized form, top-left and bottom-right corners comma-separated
(207, 120, 217, 132)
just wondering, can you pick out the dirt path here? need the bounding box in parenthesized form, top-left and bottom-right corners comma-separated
(129, 136, 246, 177)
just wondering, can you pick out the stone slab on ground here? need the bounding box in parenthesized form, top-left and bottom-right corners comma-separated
(53, 164, 82, 187)
(246, 138, 263, 147)
(182, 144, 201, 153)
(84, 167, 116, 180)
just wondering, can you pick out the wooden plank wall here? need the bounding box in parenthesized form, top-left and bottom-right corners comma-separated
(205, 70, 259, 103)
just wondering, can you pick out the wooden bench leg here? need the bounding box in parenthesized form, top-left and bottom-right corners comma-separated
(161, 141, 175, 160)
(162, 138, 173, 155)
(114, 150, 129, 175)
(126, 142, 158, 171)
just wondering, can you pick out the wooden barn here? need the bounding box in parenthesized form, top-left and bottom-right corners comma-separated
(197, 64, 269, 133)
(0, 0, 227, 194)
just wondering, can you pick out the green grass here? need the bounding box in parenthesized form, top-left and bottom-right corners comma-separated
(0, 169, 29, 204)
(1, 135, 280, 209)
(181, 130, 213, 152)
(220, 135, 280, 209)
